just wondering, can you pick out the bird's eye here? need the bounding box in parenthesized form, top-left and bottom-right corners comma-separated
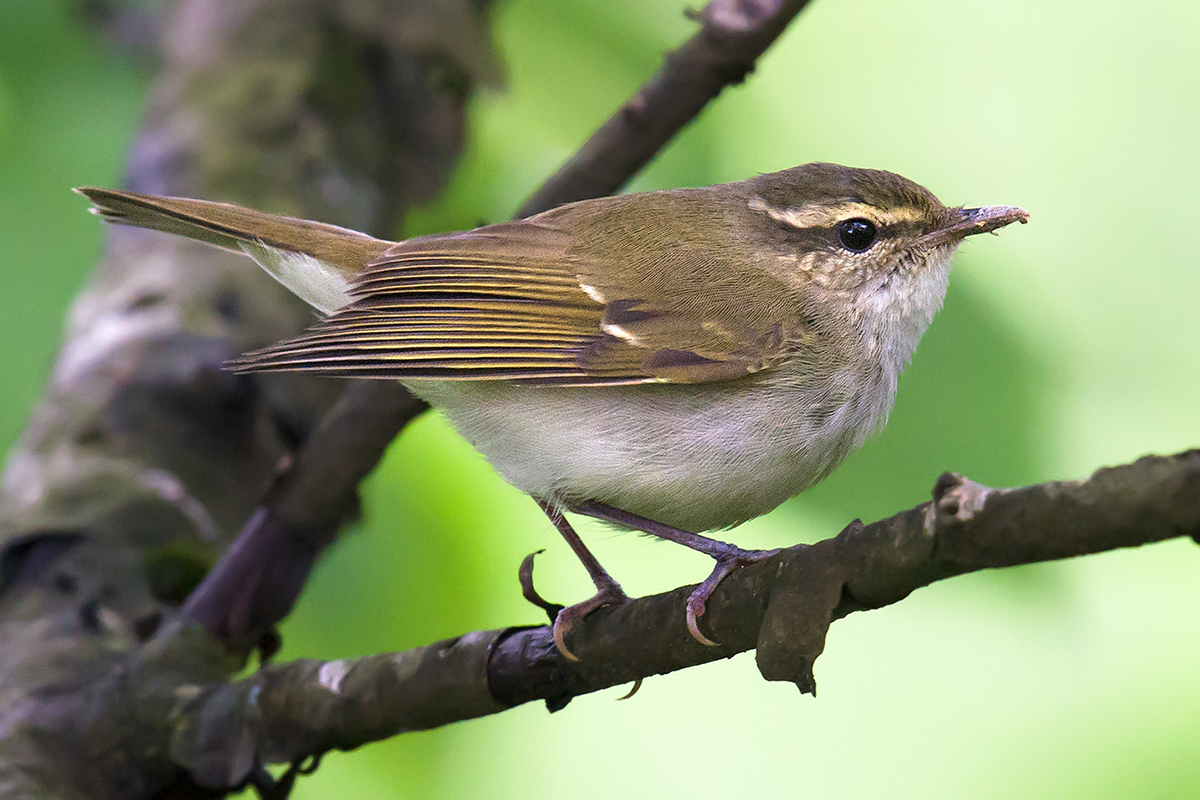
(835, 218, 878, 252)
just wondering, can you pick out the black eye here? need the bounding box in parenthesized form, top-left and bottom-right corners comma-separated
(835, 218, 878, 252)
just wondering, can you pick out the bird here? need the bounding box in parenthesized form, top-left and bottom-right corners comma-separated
(77, 163, 1027, 657)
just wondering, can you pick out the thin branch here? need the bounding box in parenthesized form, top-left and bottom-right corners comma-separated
(169, 451, 1200, 784)
(517, 0, 814, 216)
(181, 382, 428, 647)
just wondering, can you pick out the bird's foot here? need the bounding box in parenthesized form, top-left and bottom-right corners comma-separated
(685, 546, 780, 647)
(553, 579, 630, 662)
(533, 499, 634, 661)
(517, 546, 630, 661)
(571, 500, 784, 649)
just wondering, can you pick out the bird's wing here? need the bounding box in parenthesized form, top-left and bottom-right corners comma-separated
(229, 203, 805, 386)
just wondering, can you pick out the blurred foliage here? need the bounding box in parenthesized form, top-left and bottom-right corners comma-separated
(2, 0, 1198, 798)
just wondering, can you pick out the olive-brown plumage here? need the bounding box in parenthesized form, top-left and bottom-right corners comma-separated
(78, 164, 1026, 653)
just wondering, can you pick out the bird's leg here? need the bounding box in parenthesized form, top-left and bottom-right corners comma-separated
(535, 500, 630, 661)
(572, 500, 780, 647)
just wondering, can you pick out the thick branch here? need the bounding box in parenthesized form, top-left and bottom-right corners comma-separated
(1, 0, 818, 794)
(169, 451, 1200, 783)
(0, 0, 493, 796)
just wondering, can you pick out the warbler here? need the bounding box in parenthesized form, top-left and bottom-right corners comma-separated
(78, 163, 1027, 656)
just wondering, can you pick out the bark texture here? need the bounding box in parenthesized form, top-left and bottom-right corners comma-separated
(0, 0, 495, 796)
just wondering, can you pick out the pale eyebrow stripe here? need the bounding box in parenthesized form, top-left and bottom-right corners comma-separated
(747, 196, 928, 229)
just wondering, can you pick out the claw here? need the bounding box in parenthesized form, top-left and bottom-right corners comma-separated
(535, 498, 631, 660)
(684, 547, 781, 647)
(553, 613, 580, 662)
(685, 595, 720, 647)
(536, 498, 782, 656)
(518, 549, 564, 623)
(552, 581, 630, 661)
(617, 678, 643, 701)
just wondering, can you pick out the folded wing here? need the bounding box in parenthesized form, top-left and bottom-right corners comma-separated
(230, 197, 805, 386)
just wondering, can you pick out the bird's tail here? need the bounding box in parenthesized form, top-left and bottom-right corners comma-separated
(75, 187, 391, 313)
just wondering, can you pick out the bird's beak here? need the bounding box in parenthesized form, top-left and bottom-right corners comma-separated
(920, 205, 1029, 248)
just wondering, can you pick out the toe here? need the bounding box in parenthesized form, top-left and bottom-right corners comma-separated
(551, 583, 630, 661)
(685, 595, 720, 648)
(683, 547, 782, 647)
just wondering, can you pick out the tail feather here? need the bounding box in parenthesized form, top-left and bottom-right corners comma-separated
(75, 187, 392, 313)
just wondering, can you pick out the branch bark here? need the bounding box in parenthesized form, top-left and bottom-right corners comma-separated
(0, 0, 495, 796)
(168, 452, 1200, 786)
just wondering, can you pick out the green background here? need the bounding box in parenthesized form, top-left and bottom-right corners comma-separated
(3, 0, 1199, 797)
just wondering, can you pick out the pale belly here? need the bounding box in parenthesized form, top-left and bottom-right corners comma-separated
(408, 366, 895, 533)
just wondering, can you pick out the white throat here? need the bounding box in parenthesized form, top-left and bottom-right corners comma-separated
(852, 247, 954, 379)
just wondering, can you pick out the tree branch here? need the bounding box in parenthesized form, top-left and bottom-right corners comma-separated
(169, 451, 1200, 786)
(517, 0, 814, 216)
(0, 0, 494, 796)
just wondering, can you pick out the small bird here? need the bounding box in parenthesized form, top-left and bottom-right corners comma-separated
(77, 163, 1026, 656)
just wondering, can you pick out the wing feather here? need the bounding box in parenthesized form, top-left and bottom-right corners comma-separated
(231, 197, 805, 385)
